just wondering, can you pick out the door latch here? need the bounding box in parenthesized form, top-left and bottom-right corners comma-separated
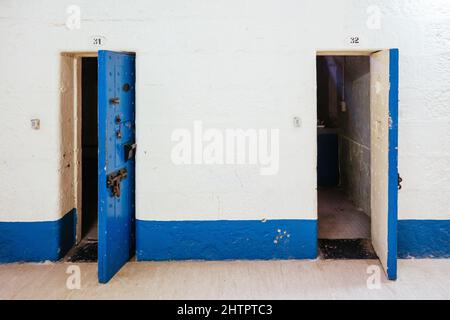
(106, 168, 128, 197)
(398, 173, 403, 190)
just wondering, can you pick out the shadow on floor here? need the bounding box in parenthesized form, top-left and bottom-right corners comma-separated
(318, 239, 378, 259)
(66, 240, 97, 262)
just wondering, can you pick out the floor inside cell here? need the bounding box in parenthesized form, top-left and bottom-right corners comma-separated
(318, 187, 370, 239)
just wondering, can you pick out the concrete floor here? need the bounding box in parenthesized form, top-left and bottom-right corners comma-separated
(318, 187, 371, 239)
(1, 259, 450, 299)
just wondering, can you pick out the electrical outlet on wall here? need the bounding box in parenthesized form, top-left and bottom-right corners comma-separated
(293, 117, 301, 128)
(31, 119, 40, 130)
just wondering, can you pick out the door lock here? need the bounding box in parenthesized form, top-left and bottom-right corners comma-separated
(106, 168, 128, 197)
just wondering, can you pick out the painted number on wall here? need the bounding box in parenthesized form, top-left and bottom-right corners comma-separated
(91, 35, 106, 47)
(350, 36, 360, 44)
(93, 38, 102, 45)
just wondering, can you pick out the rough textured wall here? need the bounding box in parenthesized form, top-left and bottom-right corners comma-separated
(339, 56, 371, 216)
(0, 0, 449, 223)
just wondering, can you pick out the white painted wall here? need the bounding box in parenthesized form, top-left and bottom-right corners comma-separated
(0, 0, 449, 222)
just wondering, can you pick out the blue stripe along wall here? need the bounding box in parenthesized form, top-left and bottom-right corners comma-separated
(398, 220, 450, 258)
(0, 209, 76, 263)
(135, 219, 450, 261)
(136, 219, 318, 260)
(0, 214, 449, 262)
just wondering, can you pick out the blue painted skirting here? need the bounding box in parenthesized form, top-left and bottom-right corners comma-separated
(398, 220, 450, 258)
(0, 209, 76, 263)
(136, 219, 317, 261)
(1, 213, 448, 262)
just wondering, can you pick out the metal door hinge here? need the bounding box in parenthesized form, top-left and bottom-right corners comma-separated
(398, 173, 403, 190)
(106, 168, 128, 197)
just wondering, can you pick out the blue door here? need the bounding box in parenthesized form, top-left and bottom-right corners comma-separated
(386, 48, 399, 280)
(370, 49, 398, 280)
(98, 51, 136, 283)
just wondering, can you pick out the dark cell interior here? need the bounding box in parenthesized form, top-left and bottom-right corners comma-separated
(316, 56, 375, 259)
(81, 57, 98, 241)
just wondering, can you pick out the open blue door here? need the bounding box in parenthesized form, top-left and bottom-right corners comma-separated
(370, 49, 398, 280)
(98, 51, 136, 283)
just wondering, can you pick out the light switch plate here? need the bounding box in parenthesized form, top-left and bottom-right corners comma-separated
(31, 119, 40, 130)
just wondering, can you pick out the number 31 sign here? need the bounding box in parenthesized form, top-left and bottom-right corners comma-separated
(91, 35, 106, 47)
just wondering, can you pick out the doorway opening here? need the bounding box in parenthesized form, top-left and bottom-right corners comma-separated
(316, 54, 377, 259)
(63, 54, 99, 262)
(75, 57, 98, 261)
(60, 51, 137, 282)
(81, 57, 98, 243)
